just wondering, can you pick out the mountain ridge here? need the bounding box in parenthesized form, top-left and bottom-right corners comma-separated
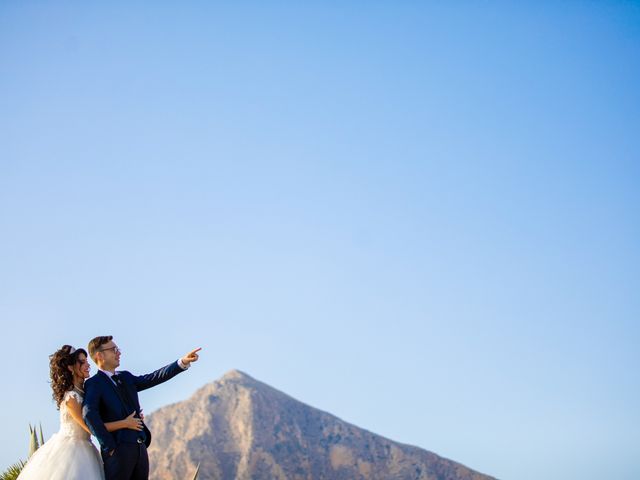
(146, 369, 496, 480)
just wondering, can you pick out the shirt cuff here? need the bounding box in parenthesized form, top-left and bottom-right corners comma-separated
(177, 358, 190, 370)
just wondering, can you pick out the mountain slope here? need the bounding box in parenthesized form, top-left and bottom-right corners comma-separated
(146, 370, 496, 480)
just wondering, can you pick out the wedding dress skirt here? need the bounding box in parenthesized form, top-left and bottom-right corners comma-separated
(18, 390, 104, 480)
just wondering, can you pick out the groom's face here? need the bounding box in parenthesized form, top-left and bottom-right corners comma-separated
(98, 340, 121, 370)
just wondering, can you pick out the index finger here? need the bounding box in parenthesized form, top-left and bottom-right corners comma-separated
(189, 347, 202, 355)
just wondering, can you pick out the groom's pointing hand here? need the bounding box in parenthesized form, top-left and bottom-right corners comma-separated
(181, 347, 202, 366)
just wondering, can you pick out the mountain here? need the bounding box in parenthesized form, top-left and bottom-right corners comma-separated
(145, 370, 496, 480)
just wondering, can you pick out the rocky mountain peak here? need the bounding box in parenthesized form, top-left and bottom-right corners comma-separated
(146, 371, 495, 480)
(219, 369, 253, 382)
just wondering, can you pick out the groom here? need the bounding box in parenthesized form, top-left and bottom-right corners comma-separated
(83, 335, 201, 480)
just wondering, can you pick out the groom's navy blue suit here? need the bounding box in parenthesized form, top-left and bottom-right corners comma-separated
(83, 361, 185, 480)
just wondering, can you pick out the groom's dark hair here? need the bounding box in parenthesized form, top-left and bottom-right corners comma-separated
(88, 335, 113, 361)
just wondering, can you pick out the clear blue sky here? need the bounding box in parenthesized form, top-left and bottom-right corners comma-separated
(1, 2, 639, 479)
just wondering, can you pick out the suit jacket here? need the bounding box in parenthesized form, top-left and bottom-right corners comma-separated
(82, 361, 184, 453)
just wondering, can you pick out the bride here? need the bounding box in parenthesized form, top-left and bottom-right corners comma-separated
(18, 345, 143, 480)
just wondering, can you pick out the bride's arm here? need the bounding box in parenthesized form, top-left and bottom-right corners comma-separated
(65, 396, 96, 435)
(66, 396, 142, 433)
(105, 412, 142, 432)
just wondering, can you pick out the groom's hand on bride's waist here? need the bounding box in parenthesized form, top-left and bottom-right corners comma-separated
(180, 347, 202, 368)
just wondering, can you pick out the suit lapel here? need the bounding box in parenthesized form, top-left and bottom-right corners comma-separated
(97, 371, 152, 447)
(98, 370, 130, 417)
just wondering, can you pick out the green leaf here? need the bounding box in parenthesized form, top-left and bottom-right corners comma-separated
(28, 425, 39, 458)
(0, 460, 26, 480)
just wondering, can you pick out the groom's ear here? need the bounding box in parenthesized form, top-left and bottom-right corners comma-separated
(93, 351, 104, 366)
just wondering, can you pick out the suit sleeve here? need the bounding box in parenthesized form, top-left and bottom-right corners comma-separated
(82, 379, 116, 453)
(132, 360, 185, 392)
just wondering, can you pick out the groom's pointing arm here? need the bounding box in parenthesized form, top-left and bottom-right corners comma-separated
(133, 347, 201, 392)
(83, 379, 116, 453)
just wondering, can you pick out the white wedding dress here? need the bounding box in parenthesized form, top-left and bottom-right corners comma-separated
(17, 390, 105, 480)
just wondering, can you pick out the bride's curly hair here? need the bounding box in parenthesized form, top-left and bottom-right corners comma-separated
(49, 345, 87, 408)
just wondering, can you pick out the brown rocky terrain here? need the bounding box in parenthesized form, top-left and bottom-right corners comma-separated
(146, 370, 496, 480)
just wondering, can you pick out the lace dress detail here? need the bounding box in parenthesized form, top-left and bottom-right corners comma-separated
(59, 390, 91, 439)
(17, 389, 104, 480)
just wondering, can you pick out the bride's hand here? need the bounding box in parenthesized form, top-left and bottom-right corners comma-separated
(123, 412, 143, 431)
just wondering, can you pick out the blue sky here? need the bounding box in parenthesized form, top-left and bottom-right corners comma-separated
(1, 2, 639, 479)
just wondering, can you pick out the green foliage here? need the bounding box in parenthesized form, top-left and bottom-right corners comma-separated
(1, 423, 46, 479)
(0, 460, 25, 480)
(28, 424, 40, 458)
(27, 423, 46, 458)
